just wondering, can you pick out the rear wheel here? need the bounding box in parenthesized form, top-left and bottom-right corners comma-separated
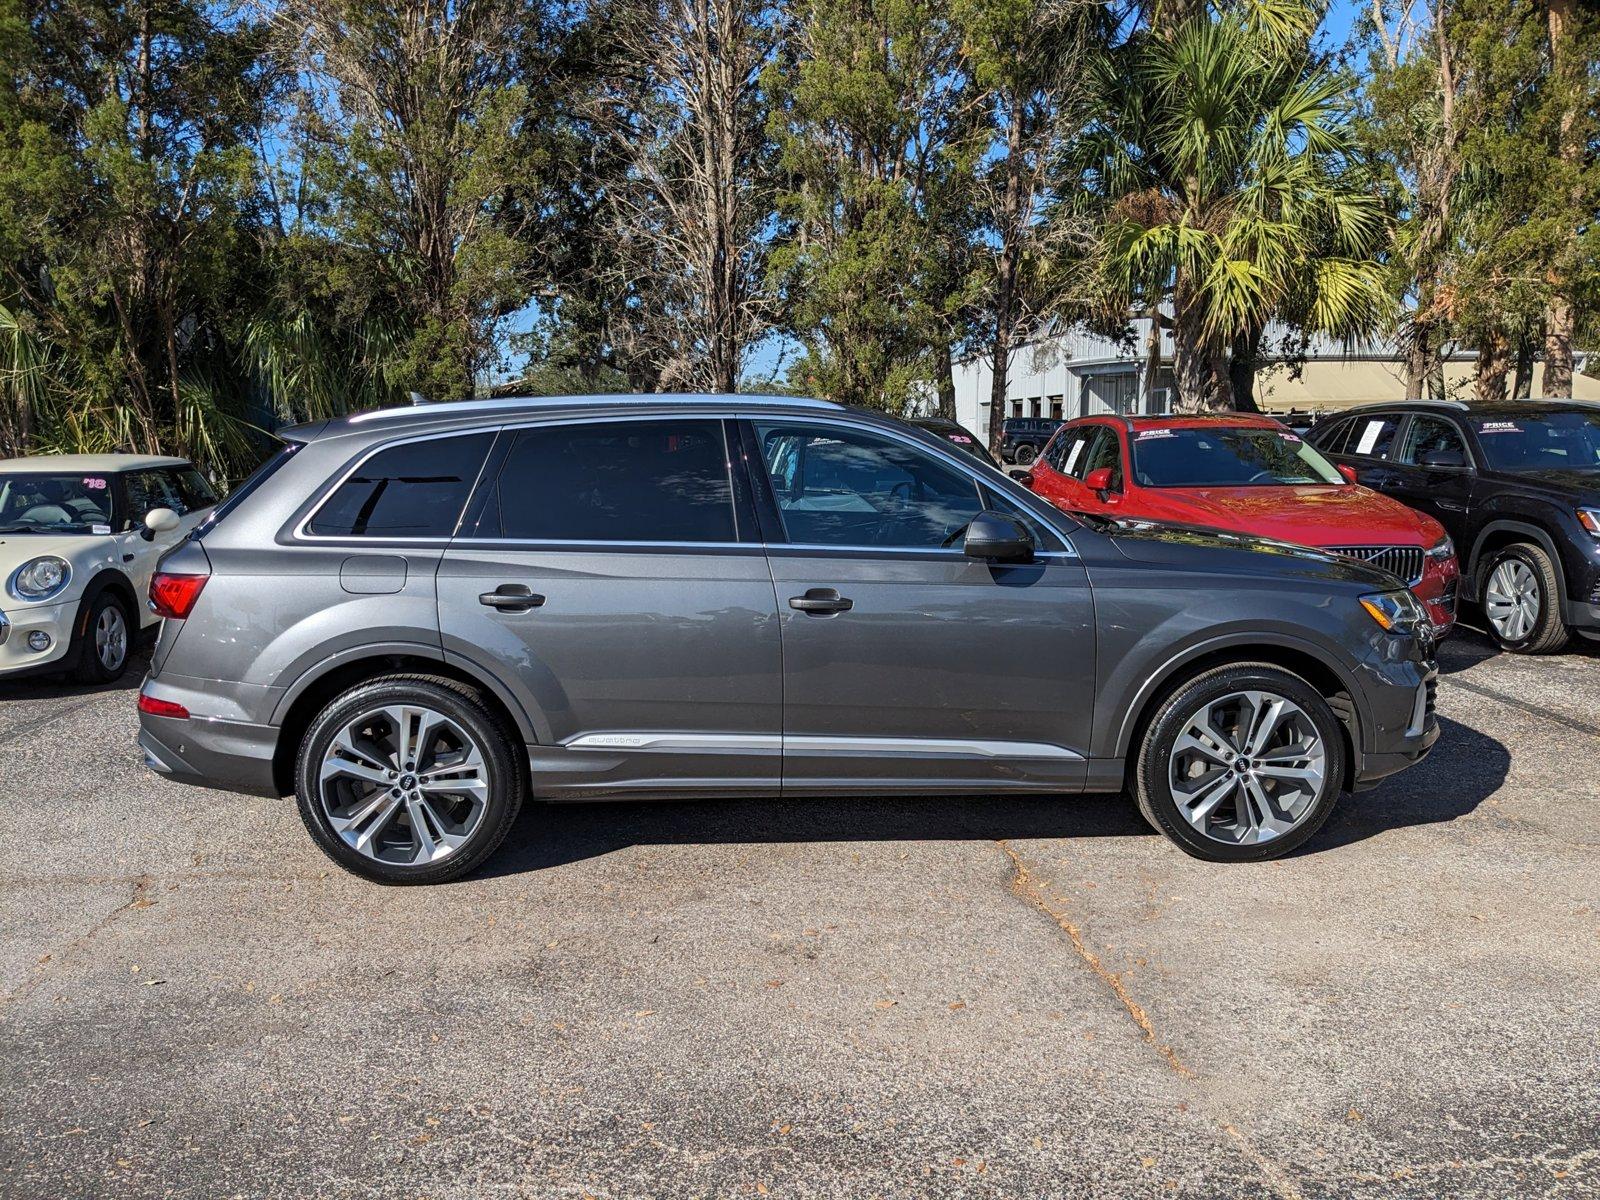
(1482, 543, 1567, 654)
(1134, 664, 1346, 862)
(1014, 443, 1038, 466)
(294, 675, 524, 884)
(71, 591, 132, 683)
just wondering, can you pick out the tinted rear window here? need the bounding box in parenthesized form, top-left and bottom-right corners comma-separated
(307, 434, 492, 537)
(491, 419, 736, 542)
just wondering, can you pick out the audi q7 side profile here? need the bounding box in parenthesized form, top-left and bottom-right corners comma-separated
(137, 395, 1439, 884)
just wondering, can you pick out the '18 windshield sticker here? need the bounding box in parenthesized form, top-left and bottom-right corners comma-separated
(83, 477, 107, 489)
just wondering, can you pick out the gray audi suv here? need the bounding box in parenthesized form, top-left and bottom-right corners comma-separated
(137, 395, 1439, 883)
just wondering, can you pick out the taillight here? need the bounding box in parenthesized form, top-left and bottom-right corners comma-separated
(148, 572, 209, 620)
(138, 692, 190, 720)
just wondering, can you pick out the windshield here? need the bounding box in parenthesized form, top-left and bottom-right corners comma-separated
(1472, 412, 1600, 473)
(0, 472, 119, 533)
(1131, 426, 1344, 487)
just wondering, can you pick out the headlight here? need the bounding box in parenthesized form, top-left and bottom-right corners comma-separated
(1425, 535, 1454, 560)
(9, 556, 72, 602)
(1577, 508, 1600, 538)
(1359, 589, 1425, 633)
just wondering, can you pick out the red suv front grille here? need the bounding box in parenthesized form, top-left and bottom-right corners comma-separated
(1327, 545, 1425, 587)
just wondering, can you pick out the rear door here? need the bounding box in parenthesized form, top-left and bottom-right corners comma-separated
(1319, 411, 1407, 491)
(749, 416, 1094, 792)
(436, 416, 783, 797)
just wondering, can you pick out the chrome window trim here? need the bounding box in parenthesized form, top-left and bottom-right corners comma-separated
(293, 409, 1081, 558)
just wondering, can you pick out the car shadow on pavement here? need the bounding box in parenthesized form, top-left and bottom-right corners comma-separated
(1299, 716, 1508, 854)
(480, 789, 1155, 876)
(0, 644, 151, 702)
(1437, 622, 1600, 674)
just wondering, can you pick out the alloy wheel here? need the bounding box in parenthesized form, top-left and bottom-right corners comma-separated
(1484, 559, 1540, 643)
(318, 704, 490, 866)
(95, 604, 128, 673)
(1167, 689, 1328, 845)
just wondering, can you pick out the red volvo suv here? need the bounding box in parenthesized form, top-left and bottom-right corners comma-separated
(1024, 413, 1459, 633)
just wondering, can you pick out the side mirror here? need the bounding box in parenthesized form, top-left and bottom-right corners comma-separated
(141, 507, 180, 541)
(1420, 448, 1467, 469)
(1337, 464, 1359, 485)
(1012, 468, 1035, 486)
(1084, 466, 1116, 497)
(962, 511, 1034, 563)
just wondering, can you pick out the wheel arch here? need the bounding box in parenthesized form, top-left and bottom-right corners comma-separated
(1112, 635, 1363, 793)
(269, 648, 532, 797)
(69, 568, 141, 649)
(1466, 520, 1566, 605)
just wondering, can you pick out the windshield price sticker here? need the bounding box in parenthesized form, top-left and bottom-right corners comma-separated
(1354, 420, 1387, 455)
(1136, 428, 1176, 440)
(83, 477, 107, 490)
(1478, 421, 1521, 434)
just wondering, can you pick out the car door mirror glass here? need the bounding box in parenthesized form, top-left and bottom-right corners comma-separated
(963, 511, 1034, 562)
(142, 507, 180, 540)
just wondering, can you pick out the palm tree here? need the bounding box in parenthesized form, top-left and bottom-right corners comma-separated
(1076, 2, 1389, 411)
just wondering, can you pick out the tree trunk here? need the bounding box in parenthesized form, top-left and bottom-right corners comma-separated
(935, 343, 956, 420)
(986, 111, 1025, 456)
(1229, 326, 1262, 413)
(1513, 331, 1535, 398)
(1405, 314, 1431, 401)
(1475, 327, 1510, 403)
(1543, 295, 1574, 398)
(1140, 311, 1161, 413)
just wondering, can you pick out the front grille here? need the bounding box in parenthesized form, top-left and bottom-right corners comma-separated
(1327, 545, 1425, 586)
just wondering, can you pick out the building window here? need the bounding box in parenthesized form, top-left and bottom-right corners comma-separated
(1011, 399, 1023, 418)
(1048, 395, 1064, 420)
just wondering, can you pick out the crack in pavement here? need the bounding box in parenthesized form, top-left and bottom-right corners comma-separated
(0, 873, 152, 1017)
(996, 840, 1308, 1200)
(0, 697, 100, 750)
(1439, 675, 1600, 739)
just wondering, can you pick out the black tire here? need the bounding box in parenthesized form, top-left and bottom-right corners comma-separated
(1480, 542, 1568, 655)
(1014, 443, 1038, 465)
(1133, 663, 1347, 863)
(71, 590, 133, 684)
(293, 674, 525, 884)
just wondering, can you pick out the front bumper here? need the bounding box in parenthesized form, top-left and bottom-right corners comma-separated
(0, 600, 77, 677)
(1350, 661, 1439, 791)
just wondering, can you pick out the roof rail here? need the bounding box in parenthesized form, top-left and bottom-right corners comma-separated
(346, 392, 841, 425)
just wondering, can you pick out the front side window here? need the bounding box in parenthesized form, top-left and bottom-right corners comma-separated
(1472, 412, 1600, 473)
(124, 470, 184, 526)
(758, 423, 984, 549)
(1075, 426, 1123, 484)
(307, 433, 493, 538)
(0, 473, 118, 533)
(493, 419, 736, 542)
(1399, 416, 1469, 466)
(1131, 426, 1343, 487)
(172, 467, 219, 512)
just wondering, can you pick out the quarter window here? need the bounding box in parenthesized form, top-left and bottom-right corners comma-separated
(492, 420, 736, 543)
(307, 433, 493, 538)
(757, 423, 984, 549)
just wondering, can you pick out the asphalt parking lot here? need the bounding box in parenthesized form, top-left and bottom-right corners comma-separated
(1, 627, 1597, 1199)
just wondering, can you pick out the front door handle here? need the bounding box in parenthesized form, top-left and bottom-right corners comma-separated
(1436, 499, 1467, 512)
(789, 588, 853, 615)
(479, 584, 545, 612)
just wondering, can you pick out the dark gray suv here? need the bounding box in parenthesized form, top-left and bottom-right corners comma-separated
(137, 395, 1439, 883)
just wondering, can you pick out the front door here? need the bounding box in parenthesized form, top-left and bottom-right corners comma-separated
(1384, 413, 1476, 544)
(119, 467, 213, 628)
(437, 416, 783, 797)
(749, 418, 1095, 792)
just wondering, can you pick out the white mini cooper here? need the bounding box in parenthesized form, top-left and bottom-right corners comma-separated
(0, 454, 216, 683)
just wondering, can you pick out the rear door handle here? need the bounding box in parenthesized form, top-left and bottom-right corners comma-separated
(789, 588, 853, 615)
(479, 584, 545, 612)
(1436, 499, 1467, 512)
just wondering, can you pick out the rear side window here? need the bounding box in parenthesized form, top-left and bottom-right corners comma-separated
(1045, 428, 1087, 473)
(172, 467, 218, 512)
(1342, 414, 1403, 460)
(307, 433, 492, 538)
(492, 419, 736, 542)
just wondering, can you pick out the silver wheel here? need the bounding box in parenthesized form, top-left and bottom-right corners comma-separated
(1167, 689, 1328, 846)
(95, 603, 128, 672)
(1484, 559, 1540, 643)
(318, 704, 490, 867)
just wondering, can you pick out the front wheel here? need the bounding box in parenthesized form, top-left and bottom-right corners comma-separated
(72, 591, 133, 683)
(294, 675, 524, 884)
(1134, 664, 1346, 862)
(1482, 543, 1568, 654)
